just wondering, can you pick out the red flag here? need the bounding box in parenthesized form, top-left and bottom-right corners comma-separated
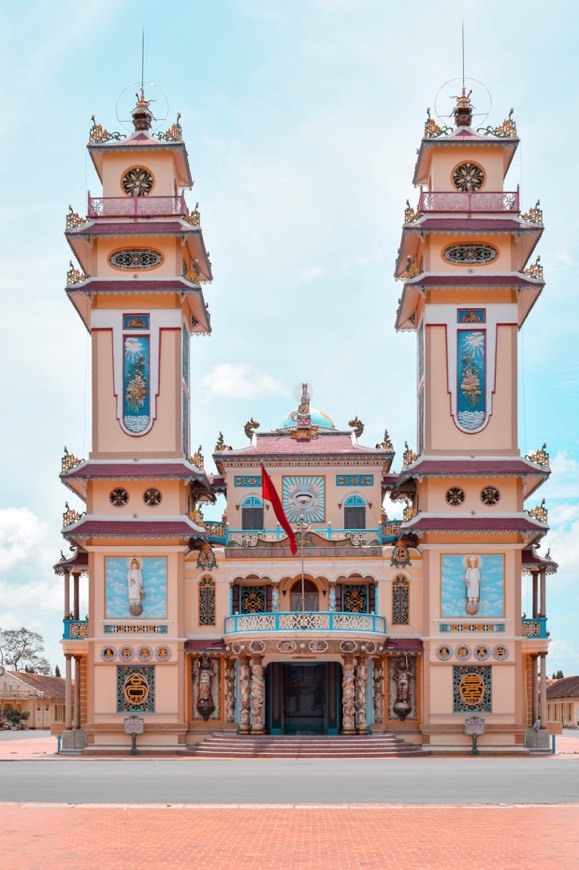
(261, 464, 297, 555)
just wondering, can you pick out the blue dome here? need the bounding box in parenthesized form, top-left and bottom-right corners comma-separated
(278, 407, 335, 430)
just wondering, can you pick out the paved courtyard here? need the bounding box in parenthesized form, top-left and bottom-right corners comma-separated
(2, 731, 579, 868)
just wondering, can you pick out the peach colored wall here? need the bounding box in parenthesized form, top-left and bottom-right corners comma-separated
(96, 237, 183, 277)
(425, 325, 517, 454)
(101, 152, 177, 198)
(420, 478, 520, 513)
(429, 146, 506, 192)
(91, 329, 182, 457)
(90, 480, 183, 515)
(426, 236, 510, 272)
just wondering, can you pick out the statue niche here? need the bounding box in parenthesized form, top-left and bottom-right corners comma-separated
(193, 655, 219, 721)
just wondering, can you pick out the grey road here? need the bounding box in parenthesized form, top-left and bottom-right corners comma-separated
(1, 757, 578, 805)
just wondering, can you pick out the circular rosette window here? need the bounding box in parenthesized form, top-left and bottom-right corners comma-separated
(445, 486, 465, 507)
(109, 487, 129, 507)
(122, 166, 154, 197)
(452, 162, 485, 191)
(109, 248, 163, 270)
(143, 488, 162, 507)
(480, 486, 500, 506)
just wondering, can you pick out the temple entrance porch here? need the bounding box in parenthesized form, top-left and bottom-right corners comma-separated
(267, 662, 341, 734)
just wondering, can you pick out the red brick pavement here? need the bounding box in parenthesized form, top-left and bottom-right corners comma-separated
(2, 804, 579, 869)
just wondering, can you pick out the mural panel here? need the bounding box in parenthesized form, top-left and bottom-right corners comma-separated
(453, 665, 492, 713)
(441, 554, 504, 618)
(117, 665, 155, 713)
(123, 334, 150, 434)
(105, 556, 167, 619)
(457, 329, 486, 431)
(282, 475, 325, 522)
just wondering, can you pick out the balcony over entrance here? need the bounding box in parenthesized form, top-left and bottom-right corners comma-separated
(224, 611, 386, 636)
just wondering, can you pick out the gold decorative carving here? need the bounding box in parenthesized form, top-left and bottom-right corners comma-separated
(244, 418, 260, 441)
(403, 503, 417, 523)
(189, 507, 206, 529)
(495, 112, 517, 138)
(404, 200, 420, 223)
(185, 202, 201, 226)
(88, 115, 123, 143)
(528, 500, 548, 524)
(190, 445, 205, 469)
(523, 256, 543, 280)
(424, 107, 442, 138)
(526, 443, 549, 469)
(214, 432, 232, 452)
(158, 114, 183, 141)
(402, 441, 417, 467)
(67, 261, 87, 285)
(61, 447, 83, 473)
(376, 429, 393, 450)
(522, 200, 543, 224)
(349, 416, 364, 438)
(397, 256, 421, 282)
(62, 502, 81, 527)
(65, 206, 86, 230)
(185, 261, 201, 283)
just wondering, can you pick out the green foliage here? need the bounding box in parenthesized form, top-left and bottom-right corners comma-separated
(552, 669, 564, 679)
(0, 627, 51, 673)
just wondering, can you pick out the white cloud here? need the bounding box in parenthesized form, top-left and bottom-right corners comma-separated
(202, 363, 289, 401)
(298, 265, 327, 282)
(0, 509, 51, 572)
(542, 451, 579, 501)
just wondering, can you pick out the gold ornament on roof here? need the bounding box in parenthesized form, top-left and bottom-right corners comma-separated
(244, 418, 260, 441)
(495, 110, 517, 138)
(528, 499, 548, 524)
(61, 447, 83, 473)
(189, 507, 206, 529)
(185, 261, 201, 283)
(88, 115, 123, 143)
(376, 430, 393, 450)
(402, 442, 417, 467)
(191, 445, 205, 469)
(400, 256, 421, 281)
(404, 200, 420, 224)
(66, 206, 86, 230)
(522, 200, 543, 224)
(185, 202, 201, 227)
(215, 432, 232, 452)
(156, 113, 183, 142)
(62, 502, 81, 527)
(526, 443, 549, 469)
(349, 417, 364, 438)
(424, 107, 442, 138)
(523, 256, 543, 280)
(403, 502, 417, 523)
(67, 261, 87, 285)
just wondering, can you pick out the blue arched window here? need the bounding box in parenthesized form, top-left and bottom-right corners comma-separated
(241, 496, 264, 530)
(344, 495, 366, 529)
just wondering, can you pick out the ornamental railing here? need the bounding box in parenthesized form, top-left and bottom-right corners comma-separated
(87, 195, 187, 218)
(226, 527, 383, 548)
(417, 190, 519, 214)
(224, 610, 386, 635)
(521, 617, 548, 639)
(205, 521, 227, 543)
(63, 619, 89, 640)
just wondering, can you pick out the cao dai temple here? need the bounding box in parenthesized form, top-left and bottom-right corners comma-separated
(56, 87, 557, 754)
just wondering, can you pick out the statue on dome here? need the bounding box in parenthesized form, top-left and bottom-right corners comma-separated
(298, 383, 311, 415)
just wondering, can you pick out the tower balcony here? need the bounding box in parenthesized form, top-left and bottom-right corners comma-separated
(522, 617, 548, 639)
(224, 610, 386, 637)
(63, 618, 89, 640)
(87, 194, 188, 219)
(416, 190, 519, 215)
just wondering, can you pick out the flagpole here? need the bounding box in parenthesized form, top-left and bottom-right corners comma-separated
(300, 511, 305, 614)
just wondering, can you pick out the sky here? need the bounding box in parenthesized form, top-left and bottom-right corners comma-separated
(0, 0, 578, 677)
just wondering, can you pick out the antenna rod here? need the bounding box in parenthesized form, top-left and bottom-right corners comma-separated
(141, 28, 145, 93)
(461, 21, 465, 89)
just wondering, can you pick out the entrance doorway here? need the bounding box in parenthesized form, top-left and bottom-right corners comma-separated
(267, 662, 341, 734)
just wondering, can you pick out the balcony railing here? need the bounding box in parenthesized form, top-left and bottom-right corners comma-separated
(215, 522, 402, 547)
(417, 190, 519, 214)
(63, 619, 89, 639)
(87, 195, 187, 218)
(224, 610, 386, 635)
(521, 617, 548, 639)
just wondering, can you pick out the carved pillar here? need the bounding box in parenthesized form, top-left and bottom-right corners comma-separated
(72, 571, 80, 620)
(73, 655, 81, 729)
(372, 658, 384, 724)
(341, 656, 356, 734)
(225, 659, 236, 723)
(355, 656, 368, 734)
(64, 569, 70, 618)
(531, 654, 538, 724)
(65, 654, 73, 729)
(540, 652, 548, 725)
(250, 656, 265, 734)
(239, 656, 251, 734)
(532, 571, 539, 619)
(539, 569, 547, 618)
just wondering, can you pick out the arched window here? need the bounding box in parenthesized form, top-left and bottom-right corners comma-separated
(392, 575, 409, 625)
(290, 578, 319, 612)
(199, 575, 215, 625)
(344, 494, 366, 529)
(241, 496, 264, 530)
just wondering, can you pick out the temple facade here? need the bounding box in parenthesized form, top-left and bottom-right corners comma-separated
(56, 88, 556, 753)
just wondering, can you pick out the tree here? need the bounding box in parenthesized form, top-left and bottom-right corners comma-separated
(0, 706, 30, 729)
(0, 628, 51, 673)
(552, 669, 564, 680)
(54, 664, 61, 678)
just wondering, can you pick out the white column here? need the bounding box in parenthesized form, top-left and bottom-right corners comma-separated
(65, 654, 73, 729)
(74, 655, 81, 729)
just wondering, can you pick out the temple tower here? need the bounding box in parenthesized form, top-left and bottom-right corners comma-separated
(391, 91, 553, 748)
(58, 93, 213, 751)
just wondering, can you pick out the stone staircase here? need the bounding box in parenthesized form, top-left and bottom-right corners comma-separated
(187, 733, 425, 758)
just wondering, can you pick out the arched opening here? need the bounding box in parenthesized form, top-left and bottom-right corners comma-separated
(241, 496, 264, 530)
(290, 578, 319, 612)
(344, 494, 366, 529)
